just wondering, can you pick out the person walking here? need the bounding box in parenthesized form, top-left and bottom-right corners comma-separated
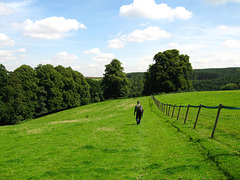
(134, 101, 144, 125)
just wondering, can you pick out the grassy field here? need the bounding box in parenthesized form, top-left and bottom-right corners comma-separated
(154, 90, 240, 179)
(0, 91, 239, 179)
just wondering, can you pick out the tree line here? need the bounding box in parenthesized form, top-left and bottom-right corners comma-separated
(4, 49, 238, 125)
(191, 68, 240, 91)
(101, 49, 193, 98)
(126, 67, 240, 93)
(0, 64, 95, 125)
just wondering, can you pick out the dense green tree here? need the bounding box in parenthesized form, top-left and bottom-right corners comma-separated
(0, 64, 8, 89)
(13, 65, 38, 119)
(102, 59, 130, 99)
(0, 64, 10, 125)
(70, 69, 90, 105)
(35, 64, 63, 113)
(55, 65, 78, 108)
(35, 86, 48, 117)
(0, 65, 25, 125)
(0, 63, 91, 125)
(144, 49, 193, 95)
(7, 73, 25, 124)
(86, 78, 104, 103)
(127, 73, 145, 97)
(221, 83, 239, 90)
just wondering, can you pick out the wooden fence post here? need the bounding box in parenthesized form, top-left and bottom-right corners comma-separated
(177, 105, 182, 121)
(184, 104, 190, 124)
(168, 105, 171, 116)
(171, 105, 176, 118)
(211, 104, 223, 138)
(193, 104, 202, 129)
(166, 104, 168, 115)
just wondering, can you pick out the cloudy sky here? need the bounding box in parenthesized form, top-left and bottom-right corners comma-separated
(0, 0, 240, 76)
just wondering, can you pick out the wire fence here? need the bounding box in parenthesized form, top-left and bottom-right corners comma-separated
(151, 95, 240, 142)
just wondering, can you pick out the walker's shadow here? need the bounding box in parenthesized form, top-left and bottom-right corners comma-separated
(124, 123, 136, 126)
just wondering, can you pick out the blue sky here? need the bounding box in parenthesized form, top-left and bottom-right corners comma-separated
(1, 0, 240, 76)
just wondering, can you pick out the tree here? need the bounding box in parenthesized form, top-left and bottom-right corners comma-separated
(221, 83, 239, 90)
(0, 64, 12, 125)
(143, 49, 193, 95)
(13, 65, 38, 119)
(55, 65, 78, 109)
(0, 63, 91, 125)
(0, 64, 25, 125)
(70, 69, 90, 105)
(86, 78, 104, 103)
(102, 59, 130, 99)
(127, 73, 145, 97)
(35, 64, 63, 113)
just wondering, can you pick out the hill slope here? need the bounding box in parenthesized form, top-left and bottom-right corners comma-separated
(0, 95, 238, 179)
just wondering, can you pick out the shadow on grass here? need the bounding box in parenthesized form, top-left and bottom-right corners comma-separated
(123, 123, 137, 126)
(213, 153, 240, 158)
(82, 145, 95, 150)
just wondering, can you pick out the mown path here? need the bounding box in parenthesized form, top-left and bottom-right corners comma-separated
(0, 97, 228, 179)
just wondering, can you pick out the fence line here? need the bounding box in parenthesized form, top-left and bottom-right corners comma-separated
(151, 95, 240, 138)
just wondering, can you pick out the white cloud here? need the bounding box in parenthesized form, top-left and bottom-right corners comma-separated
(54, 51, 78, 62)
(83, 48, 101, 55)
(205, 0, 240, 4)
(140, 23, 149, 27)
(92, 53, 114, 62)
(167, 43, 208, 53)
(127, 26, 170, 42)
(15, 17, 86, 39)
(168, 43, 180, 48)
(83, 48, 114, 63)
(6, 0, 32, 9)
(72, 63, 105, 77)
(222, 40, 240, 48)
(123, 55, 153, 73)
(0, 2, 14, 15)
(192, 50, 240, 69)
(41, 51, 78, 67)
(0, 50, 15, 62)
(108, 26, 170, 48)
(0, 1, 32, 15)
(217, 25, 228, 30)
(17, 48, 26, 53)
(216, 25, 240, 36)
(108, 38, 125, 49)
(0, 33, 15, 47)
(16, 48, 27, 58)
(119, 0, 192, 20)
(89, 64, 100, 67)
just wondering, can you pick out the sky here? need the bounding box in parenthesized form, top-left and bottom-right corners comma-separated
(0, 0, 240, 77)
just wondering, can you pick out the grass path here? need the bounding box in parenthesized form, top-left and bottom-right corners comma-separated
(0, 96, 228, 179)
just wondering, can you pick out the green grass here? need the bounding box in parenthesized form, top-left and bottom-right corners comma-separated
(0, 92, 239, 179)
(154, 90, 240, 179)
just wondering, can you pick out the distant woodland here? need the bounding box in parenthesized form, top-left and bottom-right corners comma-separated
(191, 68, 240, 91)
(127, 67, 240, 93)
